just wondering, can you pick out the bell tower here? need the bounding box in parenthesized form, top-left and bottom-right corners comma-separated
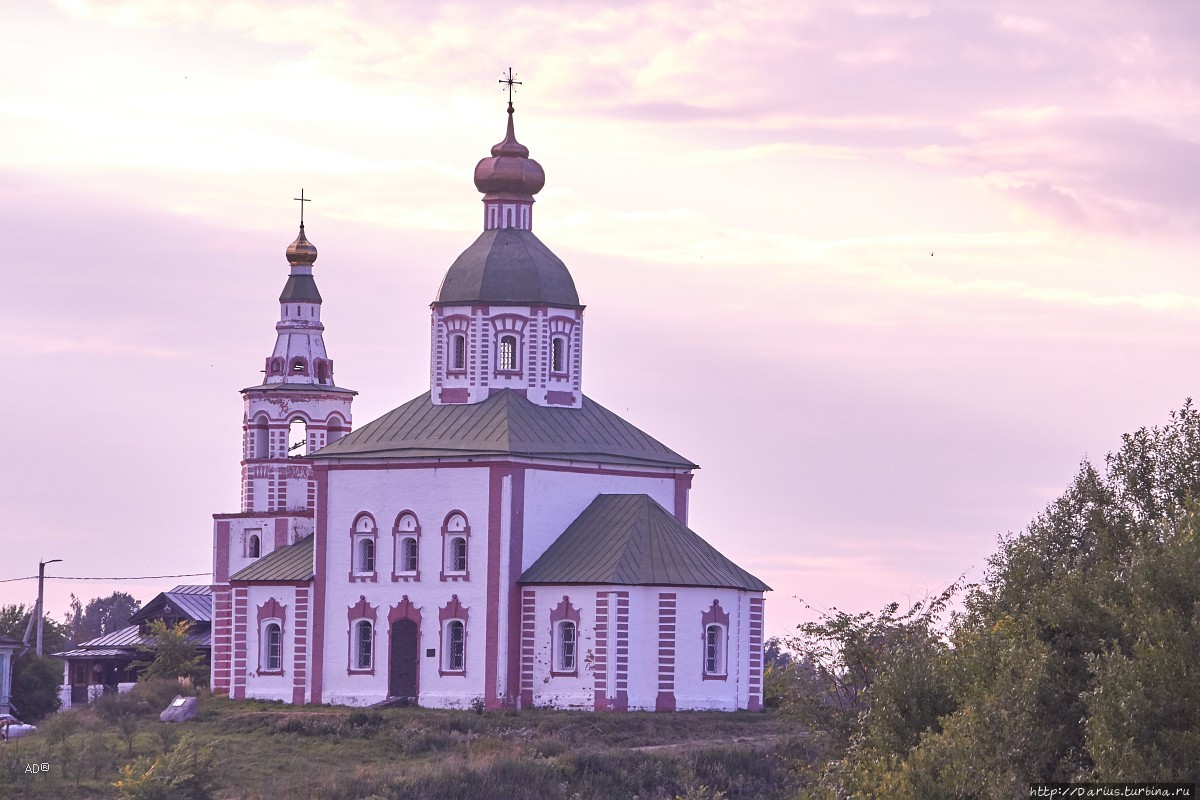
(239, 212, 356, 514)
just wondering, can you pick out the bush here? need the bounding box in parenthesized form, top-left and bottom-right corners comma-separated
(113, 733, 217, 800)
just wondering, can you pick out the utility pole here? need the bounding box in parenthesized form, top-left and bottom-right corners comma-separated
(36, 559, 62, 656)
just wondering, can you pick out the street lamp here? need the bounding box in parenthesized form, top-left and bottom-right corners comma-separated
(36, 559, 63, 656)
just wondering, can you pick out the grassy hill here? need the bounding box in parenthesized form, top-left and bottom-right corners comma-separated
(0, 683, 816, 799)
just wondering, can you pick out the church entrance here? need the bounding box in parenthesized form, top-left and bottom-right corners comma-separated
(389, 620, 419, 700)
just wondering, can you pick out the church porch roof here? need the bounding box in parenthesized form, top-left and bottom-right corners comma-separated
(229, 534, 315, 582)
(519, 494, 769, 592)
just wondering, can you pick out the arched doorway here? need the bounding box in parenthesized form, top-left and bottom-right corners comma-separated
(389, 619, 419, 700)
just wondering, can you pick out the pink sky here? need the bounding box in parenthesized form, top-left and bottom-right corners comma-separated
(3, 1, 1200, 640)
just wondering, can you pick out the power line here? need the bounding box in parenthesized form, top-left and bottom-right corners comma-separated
(0, 572, 212, 584)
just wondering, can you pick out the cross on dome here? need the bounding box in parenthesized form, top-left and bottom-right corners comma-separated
(499, 67, 522, 111)
(294, 189, 311, 226)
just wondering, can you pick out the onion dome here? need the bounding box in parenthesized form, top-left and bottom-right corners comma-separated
(286, 223, 318, 265)
(473, 105, 545, 197)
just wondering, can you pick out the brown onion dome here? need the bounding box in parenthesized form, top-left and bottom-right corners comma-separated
(473, 106, 545, 197)
(285, 224, 318, 266)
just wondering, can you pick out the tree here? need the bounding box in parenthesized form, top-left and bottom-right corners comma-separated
(133, 621, 207, 685)
(0, 603, 66, 721)
(64, 591, 141, 646)
(800, 401, 1200, 798)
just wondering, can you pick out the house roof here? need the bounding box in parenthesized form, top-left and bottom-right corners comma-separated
(310, 390, 697, 470)
(0, 634, 21, 648)
(519, 494, 770, 592)
(435, 228, 580, 308)
(54, 624, 211, 659)
(131, 585, 211, 625)
(229, 534, 315, 582)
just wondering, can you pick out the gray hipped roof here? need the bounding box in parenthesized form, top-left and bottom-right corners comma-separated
(229, 534, 315, 582)
(519, 494, 770, 592)
(279, 274, 322, 303)
(131, 585, 212, 624)
(435, 228, 581, 307)
(311, 390, 697, 470)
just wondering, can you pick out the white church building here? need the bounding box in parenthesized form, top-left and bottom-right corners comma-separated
(210, 100, 769, 711)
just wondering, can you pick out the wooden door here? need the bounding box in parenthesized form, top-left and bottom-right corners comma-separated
(389, 620, 419, 700)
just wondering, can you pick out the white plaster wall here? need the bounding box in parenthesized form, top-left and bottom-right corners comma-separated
(525, 586, 597, 710)
(240, 584, 301, 702)
(520, 469, 677, 570)
(220, 516, 314, 581)
(672, 587, 755, 711)
(321, 465, 491, 708)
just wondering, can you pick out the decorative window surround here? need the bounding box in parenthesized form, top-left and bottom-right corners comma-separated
(256, 598, 287, 675)
(701, 599, 730, 680)
(392, 510, 421, 582)
(549, 596, 581, 677)
(349, 512, 378, 582)
(438, 595, 469, 676)
(346, 595, 377, 675)
(439, 511, 471, 582)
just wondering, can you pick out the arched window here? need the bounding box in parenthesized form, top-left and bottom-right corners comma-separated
(401, 537, 418, 573)
(357, 538, 375, 574)
(705, 624, 725, 676)
(288, 418, 308, 457)
(247, 534, 261, 559)
(264, 622, 282, 672)
(291, 358, 306, 374)
(445, 620, 465, 672)
(451, 537, 467, 573)
(452, 334, 466, 370)
(354, 620, 373, 670)
(315, 360, 328, 384)
(440, 512, 470, 580)
(551, 337, 566, 373)
(327, 415, 347, 445)
(498, 335, 517, 371)
(556, 620, 576, 672)
(270, 359, 283, 375)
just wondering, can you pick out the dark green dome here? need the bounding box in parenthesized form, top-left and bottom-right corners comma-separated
(435, 228, 580, 307)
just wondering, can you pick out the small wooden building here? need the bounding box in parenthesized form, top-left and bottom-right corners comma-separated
(54, 585, 211, 707)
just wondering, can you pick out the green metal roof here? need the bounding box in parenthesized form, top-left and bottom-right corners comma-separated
(311, 390, 697, 470)
(519, 494, 770, 592)
(435, 228, 581, 307)
(230, 534, 315, 582)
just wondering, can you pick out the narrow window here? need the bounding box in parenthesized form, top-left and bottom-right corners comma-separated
(248, 534, 260, 559)
(265, 623, 281, 671)
(452, 537, 467, 572)
(292, 358, 306, 374)
(355, 621, 372, 670)
(551, 337, 565, 373)
(315, 361, 328, 384)
(270, 359, 282, 375)
(705, 625, 724, 675)
(452, 334, 466, 370)
(446, 621, 465, 671)
(402, 537, 418, 572)
(499, 335, 517, 371)
(357, 538, 375, 573)
(557, 621, 576, 672)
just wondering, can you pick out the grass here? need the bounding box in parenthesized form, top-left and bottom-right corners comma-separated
(0, 684, 821, 800)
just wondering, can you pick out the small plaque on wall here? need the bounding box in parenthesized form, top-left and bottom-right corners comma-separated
(426, 649, 436, 658)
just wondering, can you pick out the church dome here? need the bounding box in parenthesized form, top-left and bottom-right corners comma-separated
(473, 106, 545, 197)
(286, 224, 318, 265)
(435, 228, 579, 307)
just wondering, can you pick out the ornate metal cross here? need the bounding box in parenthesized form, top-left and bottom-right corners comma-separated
(499, 67, 522, 107)
(294, 189, 311, 225)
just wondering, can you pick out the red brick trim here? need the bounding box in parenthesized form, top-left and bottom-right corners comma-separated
(701, 599, 730, 681)
(311, 464, 329, 703)
(656, 592, 677, 711)
(348, 512, 379, 583)
(346, 596, 378, 675)
(519, 588, 536, 707)
(293, 587, 309, 704)
(748, 596, 765, 712)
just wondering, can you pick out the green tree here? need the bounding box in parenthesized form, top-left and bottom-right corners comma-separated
(133, 620, 206, 685)
(0, 603, 67, 721)
(64, 591, 141, 646)
(803, 401, 1200, 798)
